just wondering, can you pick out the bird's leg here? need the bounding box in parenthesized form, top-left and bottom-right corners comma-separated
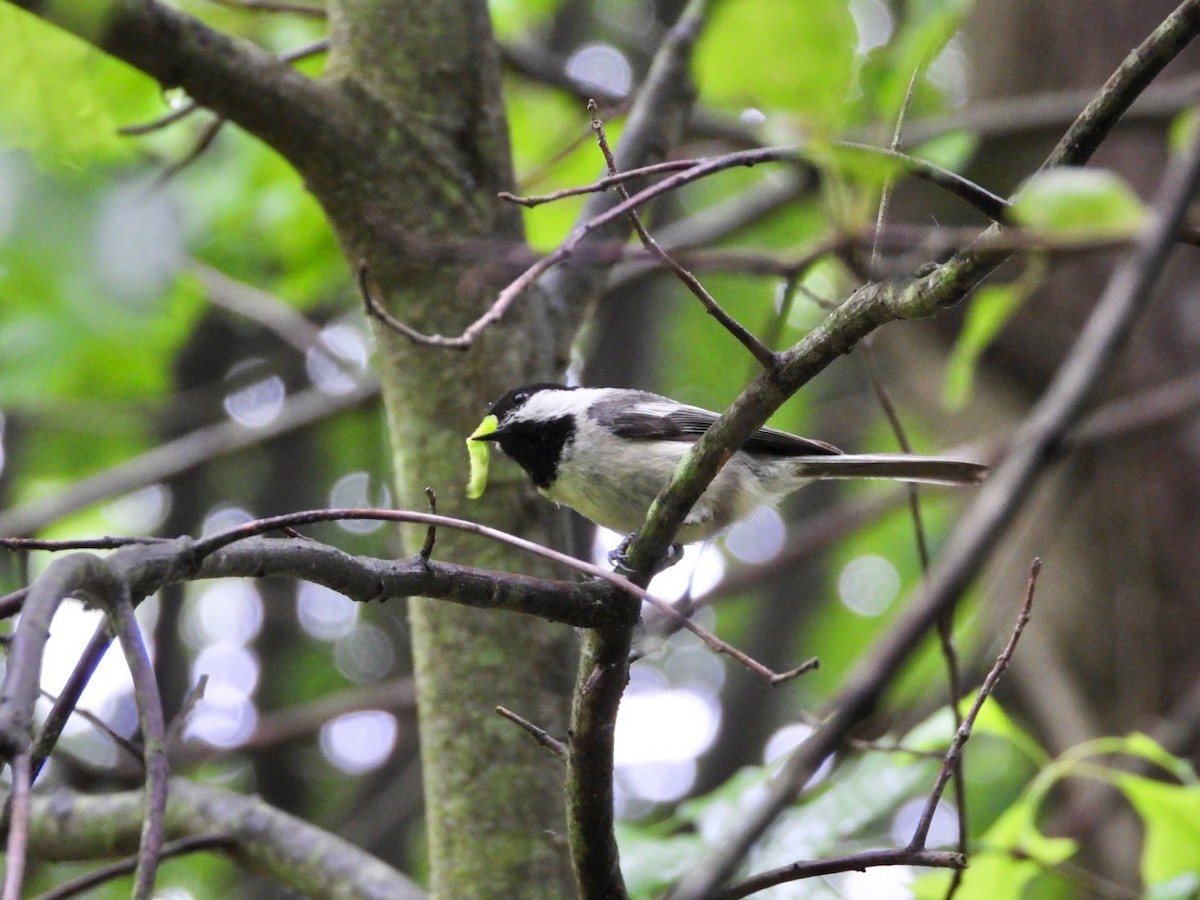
(608, 534, 684, 575)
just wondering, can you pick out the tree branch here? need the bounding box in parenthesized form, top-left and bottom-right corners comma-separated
(0, 380, 379, 538)
(101, 581, 169, 899)
(559, 3, 711, 898)
(24, 778, 424, 899)
(668, 75, 1200, 900)
(624, 0, 1200, 578)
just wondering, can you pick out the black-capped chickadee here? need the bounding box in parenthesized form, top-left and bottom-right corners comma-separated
(467, 384, 986, 545)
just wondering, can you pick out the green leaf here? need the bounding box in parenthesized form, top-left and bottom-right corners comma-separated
(1169, 108, 1200, 157)
(863, 0, 971, 124)
(489, 0, 559, 41)
(1111, 773, 1200, 888)
(966, 698, 1051, 769)
(694, 0, 857, 134)
(0, 6, 160, 166)
(1011, 168, 1148, 238)
(504, 82, 602, 250)
(942, 283, 1021, 409)
(617, 822, 705, 899)
(817, 142, 909, 191)
(914, 798, 1076, 899)
(911, 130, 979, 174)
(1147, 872, 1200, 900)
(1118, 732, 1200, 784)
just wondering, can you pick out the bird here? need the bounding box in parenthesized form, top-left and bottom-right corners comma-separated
(467, 384, 986, 546)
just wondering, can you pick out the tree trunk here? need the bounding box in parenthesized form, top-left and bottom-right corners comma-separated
(321, 2, 578, 895)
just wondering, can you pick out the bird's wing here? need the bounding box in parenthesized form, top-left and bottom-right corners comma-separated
(589, 393, 842, 457)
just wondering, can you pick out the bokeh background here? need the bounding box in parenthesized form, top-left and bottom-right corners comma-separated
(2, 0, 1199, 896)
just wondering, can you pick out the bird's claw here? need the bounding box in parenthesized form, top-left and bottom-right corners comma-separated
(608, 534, 684, 575)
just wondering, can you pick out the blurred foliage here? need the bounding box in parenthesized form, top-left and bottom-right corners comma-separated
(915, 733, 1200, 899)
(0, 6, 161, 166)
(621, 705, 1035, 898)
(5, 0, 1193, 896)
(1011, 167, 1149, 238)
(695, 0, 857, 136)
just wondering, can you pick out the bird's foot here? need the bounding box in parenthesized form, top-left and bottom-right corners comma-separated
(608, 534, 684, 575)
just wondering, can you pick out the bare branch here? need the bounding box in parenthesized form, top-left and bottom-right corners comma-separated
(626, 0, 1200, 596)
(667, 60, 1200, 899)
(192, 508, 812, 682)
(2, 751, 32, 900)
(193, 262, 333, 357)
(496, 706, 566, 758)
(560, 4, 713, 898)
(99, 580, 168, 899)
(207, 0, 325, 16)
(152, 116, 227, 186)
(31, 625, 114, 783)
(1045, 3, 1200, 168)
(119, 102, 201, 137)
(23, 779, 423, 899)
(38, 687, 142, 767)
(588, 102, 780, 370)
(377, 137, 1009, 350)
(498, 159, 698, 207)
(35, 834, 236, 900)
(716, 848, 964, 900)
(909, 559, 1041, 850)
(419, 487, 439, 561)
(0, 380, 379, 538)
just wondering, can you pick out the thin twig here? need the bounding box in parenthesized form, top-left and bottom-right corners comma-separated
(191, 506, 815, 684)
(420, 488, 438, 561)
(588, 102, 779, 370)
(30, 624, 115, 783)
(119, 102, 199, 137)
(0, 588, 26, 620)
(496, 706, 566, 757)
(1, 751, 32, 900)
(1, 537, 168, 552)
(106, 581, 169, 899)
(166, 675, 208, 750)
(38, 688, 143, 766)
(716, 847, 964, 900)
(152, 116, 226, 187)
(668, 19, 1200, 894)
(192, 262, 346, 362)
(33, 834, 237, 900)
(207, 0, 325, 16)
(866, 66, 974, 889)
(375, 142, 999, 349)
(502, 144, 1008, 223)
(376, 135, 1012, 350)
(1044, 3, 1200, 169)
(357, 261, 464, 349)
(498, 159, 699, 206)
(909, 559, 1041, 850)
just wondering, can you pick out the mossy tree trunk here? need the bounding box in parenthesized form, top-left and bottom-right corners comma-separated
(322, 2, 579, 896)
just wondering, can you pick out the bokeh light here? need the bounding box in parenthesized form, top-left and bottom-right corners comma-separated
(837, 554, 901, 617)
(296, 582, 359, 641)
(320, 710, 398, 773)
(565, 42, 632, 97)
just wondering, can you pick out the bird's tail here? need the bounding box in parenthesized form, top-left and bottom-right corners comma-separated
(791, 454, 987, 486)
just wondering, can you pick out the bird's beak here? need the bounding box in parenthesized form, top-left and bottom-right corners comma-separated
(465, 415, 499, 499)
(468, 414, 501, 441)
